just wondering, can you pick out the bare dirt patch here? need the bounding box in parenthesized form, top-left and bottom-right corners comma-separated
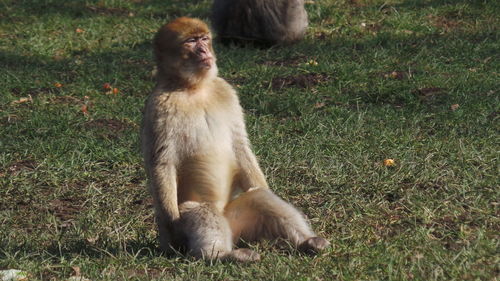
(122, 268, 163, 280)
(226, 76, 248, 86)
(84, 118, 134, 139)
(3, 159, 37, 176)
(413, 87, 448, 105)
(49, 198, 84, 224)
(314, 31, 332, 40)
(361, 22, 383, 33)
(132, 197, 153, 209)
(85, 119, 129, 132)
(260, 55, 307, 67)
(50, 95, 82, 105)
(0, 114, 21, 125)
(364, 207, 415, 241)
(10, 87, 58, 97)
(428, 15, 461, 31)
(87, 5, 131, 16)
(380, 71, 407, 80)
(348, 0, 367, 7)
(270, 73, 330, 90)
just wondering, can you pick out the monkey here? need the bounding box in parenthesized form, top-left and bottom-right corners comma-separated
(211, 0, 308, 46)
(141, 17, 329, 262)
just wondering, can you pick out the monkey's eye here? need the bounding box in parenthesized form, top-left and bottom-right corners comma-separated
(184, 38, 197, 44)
(201, 36, 209, 41)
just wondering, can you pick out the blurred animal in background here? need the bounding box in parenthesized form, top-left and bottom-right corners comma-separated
(211, 0, 308, 46)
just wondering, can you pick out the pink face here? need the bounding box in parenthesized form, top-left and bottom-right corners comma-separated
(183, 34, 214, 70)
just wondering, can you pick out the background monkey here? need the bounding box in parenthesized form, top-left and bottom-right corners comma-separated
(141, 17, 329, 262)
(211, 0, 308, 45)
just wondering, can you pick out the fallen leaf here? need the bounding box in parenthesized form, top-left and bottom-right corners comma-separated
(415, 87, 446, 97)
(86, 235, 99, 244)
(71, 266, 81, 277)
(314, 102, 325, 109)
(67, 276, 91, 281)
(383, 159, 395, 167)
(11, 96, 32, 105)
(307, 59, 318, 66)
(450, 104, 459, 111)
(54, 82, 62, 88)
(75, 28, 85, 33)
(81, 105, 89, 115)
(384, 71, 405, 80)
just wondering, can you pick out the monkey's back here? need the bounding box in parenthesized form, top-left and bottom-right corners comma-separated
(212, 0, 308, 45)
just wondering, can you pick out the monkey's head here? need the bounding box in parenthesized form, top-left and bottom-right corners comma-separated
(154, 17, 217, 87)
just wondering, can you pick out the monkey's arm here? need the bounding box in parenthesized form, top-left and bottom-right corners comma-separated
(144, 129, 182, 250)
(142, 107, 181, 244)
(148, 161, 183, 252)
(232, 115, 269, 191)
(150, 162, 180, 222)
(144, 125, 180, 222)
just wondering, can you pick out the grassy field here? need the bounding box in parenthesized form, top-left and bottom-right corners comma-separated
(0, 0, 498, 280)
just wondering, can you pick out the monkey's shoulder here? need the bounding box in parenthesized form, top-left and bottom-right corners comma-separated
(210, 77, 238, 100)
(212, 76, 234, 89)
(144, 78, 240, 119)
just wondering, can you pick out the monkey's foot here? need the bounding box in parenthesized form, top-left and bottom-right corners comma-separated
(226, 248, 261, 262)
(298, 237, 330, 255)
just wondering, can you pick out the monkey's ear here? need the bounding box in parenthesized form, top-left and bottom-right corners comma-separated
(154, 28, 179, 53)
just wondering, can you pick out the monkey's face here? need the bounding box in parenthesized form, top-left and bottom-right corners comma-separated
(181, 34, 215, 72)
(154, 17, 218, 83)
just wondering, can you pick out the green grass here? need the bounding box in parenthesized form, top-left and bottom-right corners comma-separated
(0, 0, 498, 280)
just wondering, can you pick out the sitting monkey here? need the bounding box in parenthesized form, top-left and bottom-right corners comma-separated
(141, 17, 329, 262)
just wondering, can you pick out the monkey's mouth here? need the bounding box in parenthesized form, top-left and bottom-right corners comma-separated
(199, 58, 213, 68)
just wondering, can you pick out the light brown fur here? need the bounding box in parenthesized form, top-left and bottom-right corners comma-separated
(141, 17, 329, 262)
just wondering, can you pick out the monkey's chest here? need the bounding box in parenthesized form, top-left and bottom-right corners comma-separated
(177, 112, 233, 156)
(175, 112, 237, 209)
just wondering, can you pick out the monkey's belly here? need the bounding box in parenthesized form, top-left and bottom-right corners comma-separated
(177, 153, 237, 211)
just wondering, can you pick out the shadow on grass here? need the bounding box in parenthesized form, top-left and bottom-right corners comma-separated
(396, 0, 491, 9)
(0, 40, 153, 96)
(2, 20, 495, 114)
(0, 236, 162, 261)
(1, 0, 210, 21)
(239, 27, 495, 116)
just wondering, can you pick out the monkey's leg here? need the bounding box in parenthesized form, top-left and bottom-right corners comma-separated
(154, 209, 176, 253)
(224, 188, 330, 254)
(178, 201, 260, 262)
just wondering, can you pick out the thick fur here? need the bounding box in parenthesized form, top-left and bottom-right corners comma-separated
(141, 17, 328, 262)
(178, 201, 261, 262)
(211, 0, 308, 45)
